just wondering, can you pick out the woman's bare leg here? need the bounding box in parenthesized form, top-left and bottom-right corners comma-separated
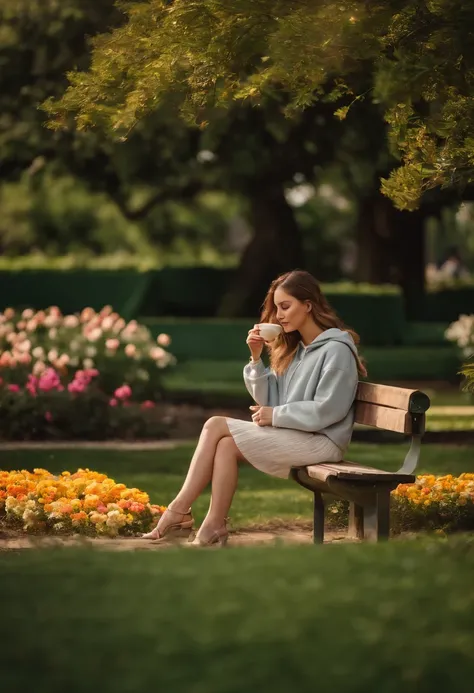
(195, 436, 244, 541)
(156, 416, 232, 528)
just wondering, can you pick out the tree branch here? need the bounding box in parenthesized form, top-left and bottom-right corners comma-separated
(111, 180, 203, 220)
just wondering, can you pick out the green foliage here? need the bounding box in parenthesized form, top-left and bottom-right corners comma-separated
(460, 360, 474, 392)
(0, 171, 153, 256)
(46, 0, 474, 210)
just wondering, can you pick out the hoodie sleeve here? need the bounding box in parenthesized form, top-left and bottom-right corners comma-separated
(243, 359, 279, 406)
(271, 366, 357, 433)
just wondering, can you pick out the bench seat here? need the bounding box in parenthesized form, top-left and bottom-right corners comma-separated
(303, 461, 415, 485)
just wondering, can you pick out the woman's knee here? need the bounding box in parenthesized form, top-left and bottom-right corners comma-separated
(202, 415, 229, 437)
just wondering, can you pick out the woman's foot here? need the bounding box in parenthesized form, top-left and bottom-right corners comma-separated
(142, 505, 194, 540)
(188, 520, 229, 548)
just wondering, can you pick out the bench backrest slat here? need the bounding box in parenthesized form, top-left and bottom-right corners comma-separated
(354, 382, 430, 433)
(356, 382, 415, 411)
(354, 401, 411, 434)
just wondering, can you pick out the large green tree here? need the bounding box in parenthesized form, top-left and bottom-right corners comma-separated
(48, 0, 474, 213)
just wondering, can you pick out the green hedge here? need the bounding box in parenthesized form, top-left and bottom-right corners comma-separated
(411, 288, 474, 322)
(146, 319, 460, 378)
(0, 265, 472, 343)
(0, 270, 152, 320)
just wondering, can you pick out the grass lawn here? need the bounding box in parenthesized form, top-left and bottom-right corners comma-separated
(1, 537, 474, 693)
(2, 444, 473, 691)
(1, 442, 472, 529)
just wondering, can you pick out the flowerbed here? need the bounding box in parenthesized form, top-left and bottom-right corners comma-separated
(0, 305, 175, 400)
(0, 468, 166, 537)
(0, 306, 176, 440)
(328, 473, 474, 534)
(391, 473, 474, 533)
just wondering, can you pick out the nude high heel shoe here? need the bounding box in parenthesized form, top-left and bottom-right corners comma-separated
(141, 507, 194, 540)
(187, 519, 229, 548)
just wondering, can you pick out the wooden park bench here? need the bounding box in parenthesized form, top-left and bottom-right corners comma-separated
(290, 382, 431, 543)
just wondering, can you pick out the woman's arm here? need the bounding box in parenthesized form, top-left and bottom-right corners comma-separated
(271, 367, 357, 432)
(243, 359, 279, 406)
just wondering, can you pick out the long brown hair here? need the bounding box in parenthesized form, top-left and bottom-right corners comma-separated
(260, 270, 367, 377)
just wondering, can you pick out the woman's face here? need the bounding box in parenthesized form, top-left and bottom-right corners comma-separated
(274, 287, 311, 333)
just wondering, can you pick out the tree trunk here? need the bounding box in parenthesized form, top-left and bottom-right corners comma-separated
(355, 189, 431, 317)
(390, 206, 427, 319)
(355, 192, 394, 284)
(218, 187, 302, 317)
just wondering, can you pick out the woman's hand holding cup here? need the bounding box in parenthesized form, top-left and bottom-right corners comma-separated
(246, 325, 265, 361)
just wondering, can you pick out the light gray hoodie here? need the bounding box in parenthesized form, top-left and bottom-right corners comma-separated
(243, 328, 359, 452)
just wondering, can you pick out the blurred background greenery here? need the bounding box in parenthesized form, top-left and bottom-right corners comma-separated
(1, 0, 473, 394)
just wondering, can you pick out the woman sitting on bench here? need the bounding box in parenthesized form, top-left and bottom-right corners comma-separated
(142, 269, 366, 547)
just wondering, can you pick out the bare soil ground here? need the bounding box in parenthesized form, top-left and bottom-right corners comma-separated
(0, 526, 355, 551)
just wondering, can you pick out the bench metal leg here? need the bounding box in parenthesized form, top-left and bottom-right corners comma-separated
(363, 491, 391, 542)
(348, 502, 364, 539)
(313, 491, 325, 544)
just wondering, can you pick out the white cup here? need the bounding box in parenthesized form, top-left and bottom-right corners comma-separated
(258, 323, 283, 341)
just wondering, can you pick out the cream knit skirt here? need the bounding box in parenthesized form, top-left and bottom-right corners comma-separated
(226, 417, 343, 480)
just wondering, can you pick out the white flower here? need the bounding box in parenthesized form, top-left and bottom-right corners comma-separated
(63, 315, 79, 328)
(150, 346, 166, 360)
(32, 346, 45, 359)
(17, 339, 31, 353)
(26, 319, 38, 332)
(86, 346, 97, 357)
(70, 340, 81, 352)
(83, 358, 94, 369)
(112, 318, 126, 334)
(87, 327, 102, 342)
(47, 349, 59, 362)
(44, 315, 59, 328)
(57, 354, 70, 367)
(33, 361, 46, 375)
(21, 308, 34, 320)
(157, 333, 171, 347)
(49, 328, 58, 340)
(101, 316, 115, 331)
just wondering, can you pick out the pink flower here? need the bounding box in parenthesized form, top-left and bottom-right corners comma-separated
(38, 368, 61, 392)
(0, 351, 12, 367)
(109, 398, 118, 407)
(141, 400, 155, 410)
(84, 368, 99, 378)
(125, 344, 136, 357)
(7, 384, 20, 393)
(114, 384, 132, 400)
(106, 338, 120, 351)
(68, 380, 86, 394)
(45, 411, 53, 422)
(157, 333, 171, 347)
(26, 375, 37, 396)
(97, 504, 107, 513)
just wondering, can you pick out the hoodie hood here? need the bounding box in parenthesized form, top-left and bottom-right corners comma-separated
(299, 328, 358, 357)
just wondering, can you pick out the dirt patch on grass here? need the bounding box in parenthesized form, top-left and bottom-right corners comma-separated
(0, 526, 356, 551)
